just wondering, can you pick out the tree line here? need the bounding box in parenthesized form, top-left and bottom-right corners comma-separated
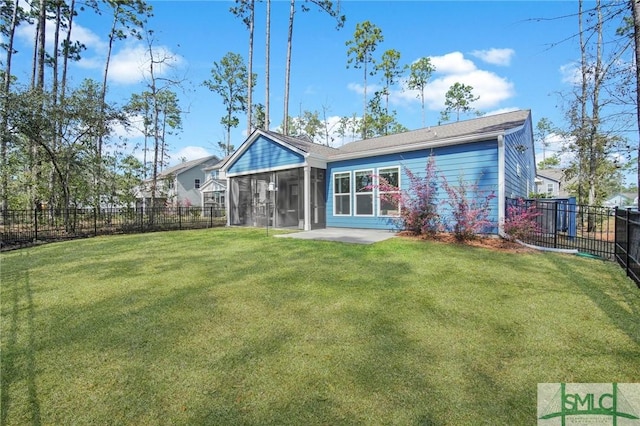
(207, 12, 483, 155)
(1, 0, 638, 217)
(533, 0, 640, 209)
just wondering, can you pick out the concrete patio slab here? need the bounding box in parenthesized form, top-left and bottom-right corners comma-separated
(274, 228, 396, 245)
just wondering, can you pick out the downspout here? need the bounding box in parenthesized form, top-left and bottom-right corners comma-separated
(304, 166, 311, 230)
(497, 134, 506, 236)
(226, 177, 231, 227)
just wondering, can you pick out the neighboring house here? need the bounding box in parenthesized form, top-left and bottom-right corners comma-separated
(535, 169, 571, 198)
(199, 158, 228, 213)
(220, 110, 536, 234)
(135, 155, 220, 208)
(604, 192, 637, 208)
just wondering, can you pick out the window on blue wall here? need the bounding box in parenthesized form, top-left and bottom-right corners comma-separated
(355, 170, 374, 216)
(334, 172, 351, 215)
(378, 167, 400, 216)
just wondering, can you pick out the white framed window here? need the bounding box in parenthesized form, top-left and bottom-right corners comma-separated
(547, 183, 554, 195)
(355, 169, 374, 216)
(333, 172, 351, 215)
(378, 166, 400, 216)
(195, 178, 201, 189)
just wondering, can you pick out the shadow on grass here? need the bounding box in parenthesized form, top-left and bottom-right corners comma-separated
(1, 252, 42, 426)
(547, 255, 640, 347)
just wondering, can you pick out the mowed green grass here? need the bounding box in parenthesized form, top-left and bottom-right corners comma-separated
(1, 228, 638, 425)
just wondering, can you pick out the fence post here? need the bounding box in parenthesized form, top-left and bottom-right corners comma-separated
(625, 208, 630, 277)
(34, 207, 38, 242)
(94, 207, 98, 236)
(553, 201, 558, 249)
(179, 207, 182, 230)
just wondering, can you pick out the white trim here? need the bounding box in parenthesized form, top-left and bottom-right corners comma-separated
(332, 171, 352, 216)
(221, 129, 308, 173)
(497, 134, 505, 235)
(226, 162, 306, 178)
(353, 169, 375, 217)
(376, 166, 401, 217)
(329, 130, 507, 161)
(304, 166, 311, 230)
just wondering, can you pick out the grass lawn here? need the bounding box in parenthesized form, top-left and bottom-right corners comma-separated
(1, 228, 639, 425)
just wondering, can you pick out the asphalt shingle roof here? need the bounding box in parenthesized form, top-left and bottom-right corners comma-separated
(157, 155, 220, 178)
(260, 110, 530, 160)
(262, 130, 340, 157)
(334, 110, 531, 156)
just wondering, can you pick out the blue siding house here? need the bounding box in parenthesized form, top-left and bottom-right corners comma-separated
(221, 110, 536, 235)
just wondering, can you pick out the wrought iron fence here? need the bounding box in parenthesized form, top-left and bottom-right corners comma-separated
(505, 198, 615, 259)
(615, 208, 640, 288)
(0, 206, 226, 250)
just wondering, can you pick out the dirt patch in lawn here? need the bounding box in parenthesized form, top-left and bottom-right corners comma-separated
(397, 231, 536, 254)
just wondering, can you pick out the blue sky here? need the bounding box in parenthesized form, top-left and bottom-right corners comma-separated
(8, 1, 637, 184)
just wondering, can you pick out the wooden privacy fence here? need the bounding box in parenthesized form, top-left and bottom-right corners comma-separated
(0, 206, 226, 250)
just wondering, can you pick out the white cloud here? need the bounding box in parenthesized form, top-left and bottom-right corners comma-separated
(396, 52, 514, 111)
(347, 51, 515, 126)
(429, 51, 477, 74)
(347, 82, 382, 97)
(470, 48, 515, 66)
(534, 132, 574, 167)
(16, 16, 183, 86)
(103, 44, 184, 85)
(560, 62, 581, 85)
(16, 20, 106, 59)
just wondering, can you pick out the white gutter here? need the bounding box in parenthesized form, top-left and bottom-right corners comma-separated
(497, 134, 506, 236)
(329, 130, 506, 162)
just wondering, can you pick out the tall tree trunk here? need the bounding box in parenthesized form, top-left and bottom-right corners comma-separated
(227, 86, 232, 155)
(1, 0, 21, 213)
(59, 0, 76, 215)
(578, 0, 588, 206)
(36, 0, 46, 91)
(149, 42, 160, 214)
(265, 0, 271, 130)
(587, 0, 603, 210)
(363, 58, 368, 139)
(97, 5, 122, 210)
(632, 0, 640, 204)
(247, 0, 254, 135)
(30, 0, 47, 210)
(49, 1, 62, 212)
(284, 0, 295, 135)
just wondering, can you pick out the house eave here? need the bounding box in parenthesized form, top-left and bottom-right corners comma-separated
(329, 130, 507, 162)
(221, 129, 309, 173)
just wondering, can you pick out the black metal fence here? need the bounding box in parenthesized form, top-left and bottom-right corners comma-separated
(0, 206, 226, 251)
(614, 208, 640, 288)
(505, 198, 639, 288)
(505, 198, 616, 259)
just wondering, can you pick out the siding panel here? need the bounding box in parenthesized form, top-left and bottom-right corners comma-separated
(504, 114, 536, 198)
(228, 135, 305, 175)
(326, 140, 500, 230)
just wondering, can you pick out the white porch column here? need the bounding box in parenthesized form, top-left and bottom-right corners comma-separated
(304, 166, 311, 230)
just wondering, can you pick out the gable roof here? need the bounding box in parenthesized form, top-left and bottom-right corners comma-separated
(261, 130, 340, 157)
(222, 110, 532, 172)
(536, 169, 565, 183)
(157, 155, 220, 179)
(332, 110, 531, 159)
